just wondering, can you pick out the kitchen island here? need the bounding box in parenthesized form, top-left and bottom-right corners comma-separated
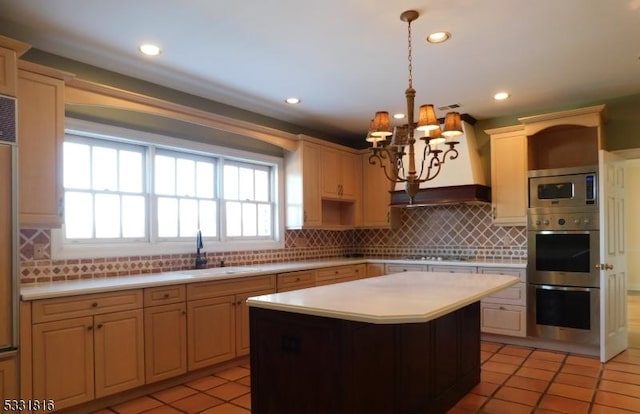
(247, 271, 518, 414)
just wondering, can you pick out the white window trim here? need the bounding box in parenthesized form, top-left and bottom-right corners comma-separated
(51, 118, 285, 260)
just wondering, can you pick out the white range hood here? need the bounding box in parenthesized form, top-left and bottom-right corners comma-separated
(391, 120, 491, 206)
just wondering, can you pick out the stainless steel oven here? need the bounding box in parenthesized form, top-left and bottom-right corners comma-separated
(527, 166, 601, 344)
(527, 284, 599, 345)
(527, 211, 600, 288)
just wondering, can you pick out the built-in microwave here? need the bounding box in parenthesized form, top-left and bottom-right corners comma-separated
(528, 166, 597, 210)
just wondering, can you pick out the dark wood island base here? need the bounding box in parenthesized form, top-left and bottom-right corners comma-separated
(250, 302, 480, 414)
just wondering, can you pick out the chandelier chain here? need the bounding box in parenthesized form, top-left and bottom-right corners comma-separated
(407, 19, 413, 89)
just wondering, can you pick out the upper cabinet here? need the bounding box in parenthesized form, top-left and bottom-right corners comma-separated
(285, 137, 361, 229)
(0, 36, 30, 97)
(17, 61, 73, 228)
(361, 151, 400, 228)
(320, 147, 359, 200)
(486, 125, 527, 226)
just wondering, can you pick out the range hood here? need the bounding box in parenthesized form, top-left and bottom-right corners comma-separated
(390, 120, 491, 206)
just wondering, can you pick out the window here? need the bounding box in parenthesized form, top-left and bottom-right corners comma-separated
(63, 135, 147, 240)
(154, 150, 218, 239)
(54, 119, 284, 258)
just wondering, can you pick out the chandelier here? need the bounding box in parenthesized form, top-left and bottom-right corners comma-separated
(367, 10, 463, 204)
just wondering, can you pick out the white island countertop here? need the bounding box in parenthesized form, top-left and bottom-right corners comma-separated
(247, 271, 519, 324)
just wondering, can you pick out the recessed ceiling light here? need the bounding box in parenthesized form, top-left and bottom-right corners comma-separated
(393, 113, 406, 119)
(494, 92, 510, 101)
(139, 43, 162, 56)
(285, 97, 301, 104)
(426, 32, 451, 44)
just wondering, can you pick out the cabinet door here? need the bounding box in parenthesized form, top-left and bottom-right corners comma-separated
(18, 70, 65, 228)
(144, 303, 187, 383)
(235, 289, 275, 357)
(365, 263, 386, 278)
(0, 354, 18, 401)
(339, 151, 359, 200)
(93, 309, 145, 398)
(362, 152, 393, 227)
(301, 142, 322, 226)
(187, 296, 235, 370)
(320, 147, 341, 198)
(32, 317, 94, 410)
(490, 128, 527, 225)
(0, 146, 12, 350)
(0, 47, 17, 96)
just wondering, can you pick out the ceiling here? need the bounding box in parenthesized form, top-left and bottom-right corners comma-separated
(0, 0, 639, 146)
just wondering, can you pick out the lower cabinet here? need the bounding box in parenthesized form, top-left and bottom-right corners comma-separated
(144, 302, 187, 383)
(32, 309, 144, 409)
(0, 353, 18, 401)
(315, 265, 365, 286)
(186, 275, 276, 371)
(365, 263, 386, 278)
(276, 270, 316, 292)
(29, 290, 145, 411)
(478, 267, 527, 337)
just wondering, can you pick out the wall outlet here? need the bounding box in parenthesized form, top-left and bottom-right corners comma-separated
(33, 243, 47, 260)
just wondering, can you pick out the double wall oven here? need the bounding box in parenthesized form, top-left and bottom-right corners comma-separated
(527, 166, 600, 345)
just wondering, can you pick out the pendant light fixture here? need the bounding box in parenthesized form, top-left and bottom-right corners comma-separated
(367, 10, 463, 204)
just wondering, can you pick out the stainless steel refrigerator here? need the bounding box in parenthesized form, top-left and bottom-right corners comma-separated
(0, 94, 18, 372)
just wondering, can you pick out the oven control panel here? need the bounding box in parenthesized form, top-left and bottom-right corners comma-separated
(528, 212, 599, 231)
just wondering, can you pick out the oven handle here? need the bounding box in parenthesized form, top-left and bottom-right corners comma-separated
(535, 284, 597, 292)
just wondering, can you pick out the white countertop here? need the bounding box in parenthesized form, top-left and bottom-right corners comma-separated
(246, 271, 519, 324)
(20, 258, 525, 301)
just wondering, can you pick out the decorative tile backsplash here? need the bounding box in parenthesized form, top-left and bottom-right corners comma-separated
(19, 204, 526, 284)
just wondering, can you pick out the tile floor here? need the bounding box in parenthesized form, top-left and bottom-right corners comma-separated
(91, 343, 640, 414)
(93, 294, 640, 414)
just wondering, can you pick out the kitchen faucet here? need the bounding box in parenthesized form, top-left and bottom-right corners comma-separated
(195, 230, 208, 269)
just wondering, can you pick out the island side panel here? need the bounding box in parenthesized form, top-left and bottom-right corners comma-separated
(249, 302, 481, 414)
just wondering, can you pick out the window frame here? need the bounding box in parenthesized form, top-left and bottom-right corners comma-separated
(51, 118, 285, 260)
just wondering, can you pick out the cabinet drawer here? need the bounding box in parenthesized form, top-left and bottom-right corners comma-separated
(480, 303, 526, 337)
(482, 283, 526, 306)
(32, 290, 143, 323)
(385, 264, 425, 274)
(144, 285, 186, 307)
(428, 265, 476, 274)
(478, 267, 526, 282)
(366, 263, 386, 278)
(316, 266, 352, 282)
(277, 270, 316, 292)
(187, 274, 276, 301)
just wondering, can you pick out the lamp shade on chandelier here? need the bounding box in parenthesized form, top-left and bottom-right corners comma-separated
(367, 10, 463, 204)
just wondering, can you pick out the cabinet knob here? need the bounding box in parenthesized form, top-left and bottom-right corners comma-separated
(96, 323, 103, 329)
(499, 306, 506, 311)
(182, 311, 187, 316)
(91, 302, 98, 308)
(87, 325, 93, 331)
(492, 207, 497, 219)
(295, 277, 300, 282)
(163, 293, 170, 299)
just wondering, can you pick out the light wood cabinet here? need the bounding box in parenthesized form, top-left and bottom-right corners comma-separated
(277, 270, 316, 292)
(478, 267, 527, 337)
(93, 309, 145, 398)
(365, 263, 386, 278)
(361, 152, 400, 228)
(315, 264, 365, 286)
(385, 264, 426, 274)
(0, 47, 18, 96)
(0, 146, 13, 351)
(321, 147, 359, 200)
(0, 354, 18, 401)
(17, 62, 72, 228)
(187, 295, 235, 370)
(30, 290, 144, 410)
(285, 140, 322, 228)
(486, 125, 528, 226)
(32, 316, 95, 409)
(186, 275, 276, 370)
(144, 284, 187, 384)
